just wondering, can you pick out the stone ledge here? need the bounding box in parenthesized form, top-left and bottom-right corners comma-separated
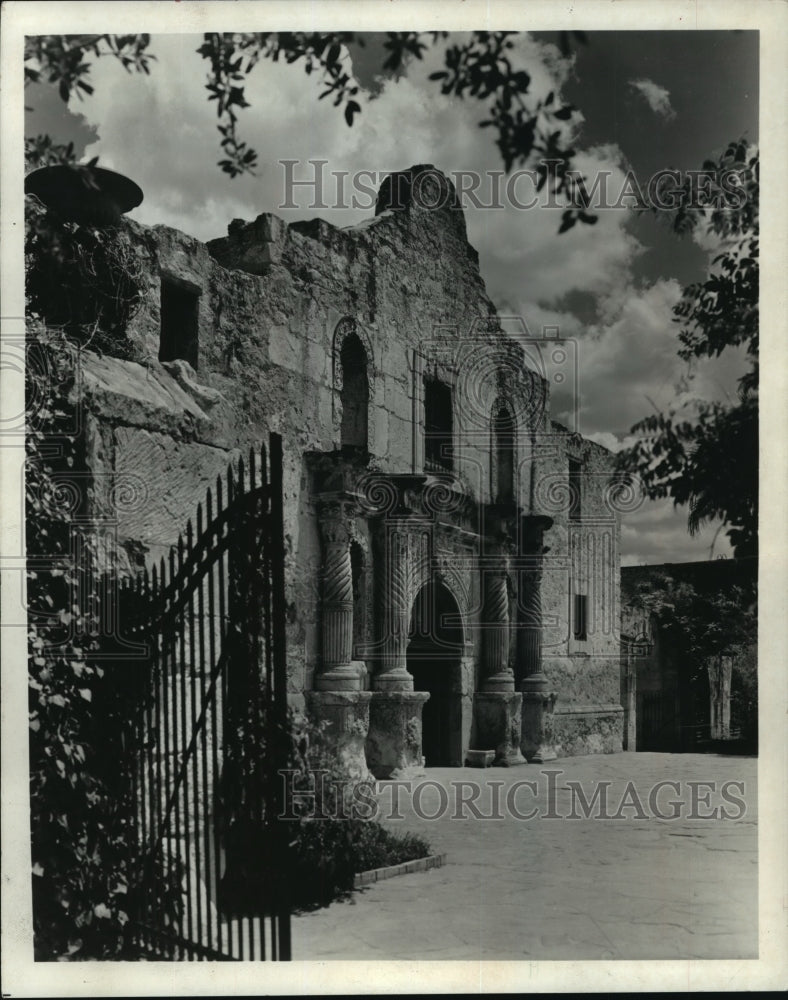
(353, 852, 447, 888)
(553, 703, 624, 717)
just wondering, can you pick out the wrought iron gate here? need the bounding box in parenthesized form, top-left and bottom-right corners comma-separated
(120, 433, 291, 960)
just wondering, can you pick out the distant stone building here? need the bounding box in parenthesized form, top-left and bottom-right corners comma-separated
(33, 164, 627, 776)
(620, 558, 757, 752)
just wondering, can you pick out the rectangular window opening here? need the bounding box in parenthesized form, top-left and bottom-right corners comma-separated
(424, 376, 453, 472)
(160, 278, 199, 369)
(573, 593, 588, 641)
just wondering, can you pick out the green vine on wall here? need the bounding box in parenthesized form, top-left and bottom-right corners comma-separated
(24, 196, 170, 957)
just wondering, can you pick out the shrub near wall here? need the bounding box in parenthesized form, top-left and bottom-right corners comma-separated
(279, 720, 431, 912)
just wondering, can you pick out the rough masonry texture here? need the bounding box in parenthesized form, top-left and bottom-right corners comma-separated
(54, 165, 625, 776)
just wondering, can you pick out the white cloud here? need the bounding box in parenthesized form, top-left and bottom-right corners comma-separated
(45, 34, 738, 567)
(621, 497, 734, 566)
(629, 78, 676, 121)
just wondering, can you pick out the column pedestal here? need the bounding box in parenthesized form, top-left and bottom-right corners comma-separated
(474, 692, 526, 766)
(306, 691, 374, 782)
(366, 691, 430, 779)
(521, 673, 558, 762)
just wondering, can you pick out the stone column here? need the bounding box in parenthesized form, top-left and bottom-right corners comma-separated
(519, 514, 557, 762)
(309, 494, 373, 781)
(315, 498, 361, 692)
(623, 645, 637, 751)
(473, 516, 524, 766)
(366, 475, 431, 778)
(374, 522, 414, 692)
(482, 568, 515, 693)
(708, 654, 733, 740)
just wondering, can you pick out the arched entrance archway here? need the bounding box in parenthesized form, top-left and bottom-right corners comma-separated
(407, 580, 463, 766)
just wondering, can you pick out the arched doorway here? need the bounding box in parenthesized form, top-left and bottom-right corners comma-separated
(407, 580, 463, 766)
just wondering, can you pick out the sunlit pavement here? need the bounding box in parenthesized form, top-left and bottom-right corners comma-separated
(291, 752, 757, 960)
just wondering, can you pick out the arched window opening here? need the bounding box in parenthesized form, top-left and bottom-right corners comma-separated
(340, 333, 369, 450)
(492, 403, 515, 504)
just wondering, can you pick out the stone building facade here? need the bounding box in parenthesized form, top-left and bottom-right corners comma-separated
(57, 165, 625, 777)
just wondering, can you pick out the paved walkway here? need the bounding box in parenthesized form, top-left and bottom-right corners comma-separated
(291, 752, 757, 960)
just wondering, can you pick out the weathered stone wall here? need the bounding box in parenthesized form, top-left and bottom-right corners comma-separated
(534, 427, 621, 682)
(60, 164, 622, 757)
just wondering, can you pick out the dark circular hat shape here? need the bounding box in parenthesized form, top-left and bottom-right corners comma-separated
(25, 164, 143, 227)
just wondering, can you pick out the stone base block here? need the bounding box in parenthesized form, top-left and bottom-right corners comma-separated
(521, 676, 558, 763)
(464, 749, 496, 768)
(474, 692, 526, 766)
(305, 690, 374, 781)
(366, 691, 430, 779)
(549, 704, 624, 757)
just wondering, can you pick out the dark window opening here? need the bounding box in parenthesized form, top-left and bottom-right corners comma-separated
(493, 404, 515, 504)
(340, 333, 369, 449)
(568, 458, 582, 521)
(160, 278, 199, 369)
(424, 376, 453, 472)
(573, 593, 588, 641)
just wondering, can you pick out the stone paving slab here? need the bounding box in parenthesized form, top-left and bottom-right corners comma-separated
(291, 752, 757, 961)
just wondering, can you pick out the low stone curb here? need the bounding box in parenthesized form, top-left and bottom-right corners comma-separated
(353, 853, 448, 889)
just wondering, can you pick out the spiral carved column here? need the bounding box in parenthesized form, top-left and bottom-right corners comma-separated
(520, 563, 544, 684)
(374, 522, 414, 692)
(482, 568, 515, 693)
(519, 514, 557, 762)
(316, 499, 361, 692)
(365, 476, 431, 779)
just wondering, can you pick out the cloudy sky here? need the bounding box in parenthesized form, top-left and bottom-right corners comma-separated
(25, 30, 758, 566)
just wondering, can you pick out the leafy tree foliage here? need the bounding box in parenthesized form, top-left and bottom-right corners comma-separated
(628, 572, 756, 668)
(24, 199, 181, 958)
(627, 570, 757, 744)
(24, 31, 594, 233)
(25, 319, 135, 958)
(617, 141, 759, 557)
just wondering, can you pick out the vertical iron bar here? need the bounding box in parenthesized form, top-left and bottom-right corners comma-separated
(177, 534, 195, 956)
(216, 471, 234, 961)
(151, 562, 163, 954)
(269, 433, 291, 960)
(205, 491, 223, 957)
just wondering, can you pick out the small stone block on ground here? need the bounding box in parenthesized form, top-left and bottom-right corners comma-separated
(465, 749, 496, 767)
